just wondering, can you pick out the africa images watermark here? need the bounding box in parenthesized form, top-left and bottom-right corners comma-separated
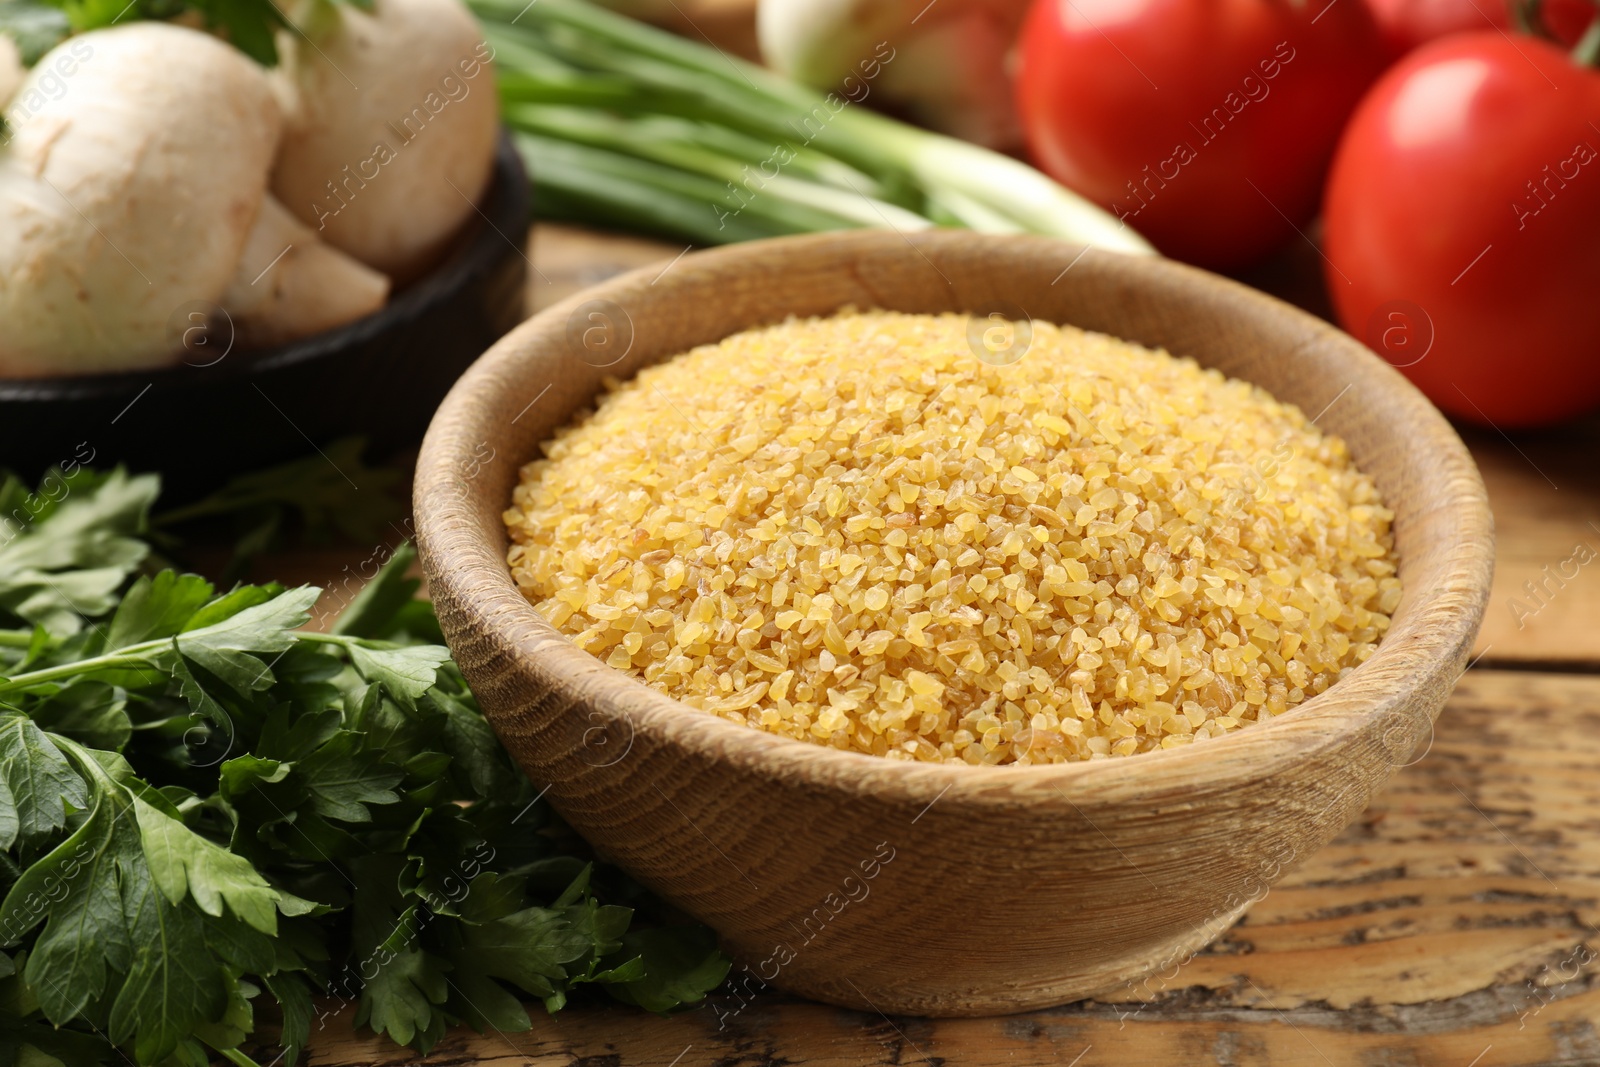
(309, 518, 418, 630)
(307, 39, 496, 231)
(712, 840, 897, 1030)
(1506, 527, 1599, 631)
(0, 39, 95, 147)
(1113, 40, 1296, 225)
(0, 442, 97, 551)
(1512, 139, 1597, 230)
(715, 41, 896, 231)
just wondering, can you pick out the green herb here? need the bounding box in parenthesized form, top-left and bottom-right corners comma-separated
(1, 0, 371, 66)
(151, 440, 402, 544)
(0, 467, 159, 638)
(0, 469, 728, 1067)
(149, 437, 407, 583)
(0, 0, 70, 65)
(473, 0, 1154, 254)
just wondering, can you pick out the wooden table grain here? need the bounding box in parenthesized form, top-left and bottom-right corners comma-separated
(271, 223, 1600, 1067)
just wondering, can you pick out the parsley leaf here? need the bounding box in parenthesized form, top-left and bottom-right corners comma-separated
(293, 730, 403, 822)
(106, 571, 216, 650)
(28, 682, 131, 752)
(0, 711, 85, 849)
(0, 470, 157, 637)
(345, 641, 452, 707)
(154, 438, 403, 544)
(167, 586, 321, 692)
(331, 541, 423, 640)
(187, 0, 286, 65)
(107, 870, 227, 1063)
(0, 467, 729, 1066)
(261, 972, 313, 1065)
(133, 794, 307, 932)
(3, 769, 149, 1020)
(608, 926, 732, 1013)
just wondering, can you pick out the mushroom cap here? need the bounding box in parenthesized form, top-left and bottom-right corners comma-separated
(270, 0, 499, 282)
(0, 23, 281, 377)
(0, 36, 23, 107)
(223, 192, 390, 348)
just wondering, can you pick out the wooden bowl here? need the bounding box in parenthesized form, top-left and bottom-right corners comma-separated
(413, 231, 1494, 1016)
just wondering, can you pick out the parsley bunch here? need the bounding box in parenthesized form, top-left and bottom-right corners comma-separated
(0, 468, 728, 1067)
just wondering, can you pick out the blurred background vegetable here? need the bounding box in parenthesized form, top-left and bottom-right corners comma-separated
(0, 33, 21, 97)
(1323, 30, 1600, 427)
(473, 0, 1153, 253)
(757, 0, 1030, 150)
(1363, 0, 1508, 55)
(0, 0, 503, 378)
(7, 0, 1600, 426)
(0, 24, 384, 377)
(1364, 0, 1596, 57)
(270, 0, 502, 282)
(1013, 0, 1386, 269)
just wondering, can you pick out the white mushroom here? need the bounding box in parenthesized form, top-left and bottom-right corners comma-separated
(0, 36, 23, 107)
(270, 0, 500, 282)
(0, 22, 397, 378)
(223, 193, 390, 349)
(0, 24, 278, 377)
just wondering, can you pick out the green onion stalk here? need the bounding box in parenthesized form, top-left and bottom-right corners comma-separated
(470, 0, 1155, 254)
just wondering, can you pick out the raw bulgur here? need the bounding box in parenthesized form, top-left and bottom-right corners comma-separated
(504, 311, 1400, 764)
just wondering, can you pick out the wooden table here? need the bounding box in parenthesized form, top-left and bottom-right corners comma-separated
(291, 224, 1600, 1067)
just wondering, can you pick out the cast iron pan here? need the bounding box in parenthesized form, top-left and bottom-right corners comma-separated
(0, 134, 530, 501)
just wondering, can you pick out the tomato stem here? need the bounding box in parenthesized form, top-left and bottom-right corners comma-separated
(1573, 12, 1600, 64)
(1513, 0, 1538, 35)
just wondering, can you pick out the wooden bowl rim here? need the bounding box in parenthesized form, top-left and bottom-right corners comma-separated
(415, 230, 1493, 807)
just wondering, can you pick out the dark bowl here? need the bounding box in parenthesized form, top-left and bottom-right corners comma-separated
(0, 134, 530, 500)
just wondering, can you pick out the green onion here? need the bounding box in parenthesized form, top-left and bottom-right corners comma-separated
(473, 0, 1154, 254)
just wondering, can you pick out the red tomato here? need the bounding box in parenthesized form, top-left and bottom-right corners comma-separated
(1323, 32, 1600, 428)
(1362, 0, 1592, 57)
(1543, 0, 1599, 45)
(1363, 0, 1508, 56)
(1015, 0, 1386, 270)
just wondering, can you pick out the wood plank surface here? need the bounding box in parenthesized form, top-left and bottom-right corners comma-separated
(1470, 423, 1600, 670)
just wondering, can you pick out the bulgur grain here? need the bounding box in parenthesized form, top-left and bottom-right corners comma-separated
(504, 311, 1400, 764)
